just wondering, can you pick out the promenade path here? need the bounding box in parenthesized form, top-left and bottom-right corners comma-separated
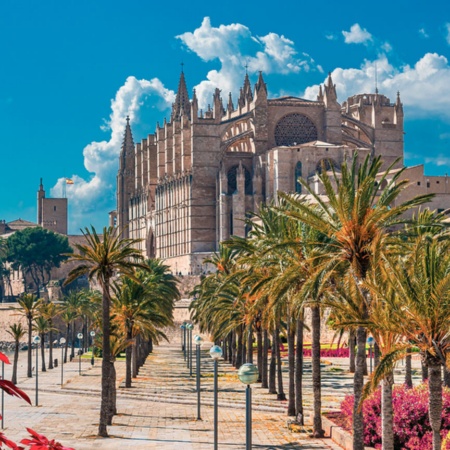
(0, 333, 347, 450)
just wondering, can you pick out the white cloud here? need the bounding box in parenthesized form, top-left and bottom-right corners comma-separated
(51, 76, 174, 231)
(419, 28, 429, 39)
(303, 53, 450, 119)
(325, 33, 337, 41)
(342, 24, 373, 44)
(177, 17, 320, 108)
(446, 23, 450, 45)
(424, 155, 450, 167)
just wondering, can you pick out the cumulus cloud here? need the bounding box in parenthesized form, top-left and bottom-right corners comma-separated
(303, 53, 450, 119)
(424, 155, 450, 167)
(51, 76, 174, 230)
(177, 17, 321, 108)
(342, 23, 373, 44)
(446, 23, 450, 45)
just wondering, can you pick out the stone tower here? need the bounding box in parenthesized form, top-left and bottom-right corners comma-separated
(37, 179, 68, 235)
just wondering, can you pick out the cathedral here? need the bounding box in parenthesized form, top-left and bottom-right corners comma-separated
(111, 71, 450, 274)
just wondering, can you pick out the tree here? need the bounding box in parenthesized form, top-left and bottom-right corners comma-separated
(64, 226, 144, 437)
(38, 301, 60, 369)
(6, 323, 26, 384)
(33, 316, 51, 372)
(376, 234, 450, 450)
(16, 294, 42, 377)
(7, 227, 72, 294)
(278, 154, 433, 450)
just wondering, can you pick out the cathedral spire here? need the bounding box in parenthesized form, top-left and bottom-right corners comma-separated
(172, 70, 191, 120)
(255, 71, 267, 94)
(243, 72, 253, 102)
(120, 116, 135, 171)
(323, 72, 337, 105)
(227, 92, 234, 113)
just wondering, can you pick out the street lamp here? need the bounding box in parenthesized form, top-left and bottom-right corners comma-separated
(180, 324, 186, 358)
(194, 335, 203, 420)
(77, 333, 83, 375)
(186, 323, 194, 375)
(210, 345, 223, 450)
(90, 331, 96, 366)
(60, 337, 66, 387)
(238, 363, 259, 450)
(367, 336, 375, 374)
(33, 335, 41, 406)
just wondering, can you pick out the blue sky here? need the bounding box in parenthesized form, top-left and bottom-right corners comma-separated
(1, 0, 450, 233)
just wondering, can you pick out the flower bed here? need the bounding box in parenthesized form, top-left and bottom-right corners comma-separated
(340, 383, 450, 449)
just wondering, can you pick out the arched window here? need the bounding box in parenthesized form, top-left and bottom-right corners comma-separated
(227, 165, 253, 195)
(295, 161, 302, 193)
(274, 113, 318, 146)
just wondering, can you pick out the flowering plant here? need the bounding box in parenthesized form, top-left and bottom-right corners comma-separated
(340, 383, 450, 449)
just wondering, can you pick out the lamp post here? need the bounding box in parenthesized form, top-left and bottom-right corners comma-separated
(90, 331, 96, 366)
(60, 337, 66, 387)
(238, 363, 259, 450)
(77, 333, 83, 375)
(194, 335, 203, 420)
(210, 345, 223, 450)
(181, 324, 186, 358)
(186, 323, 193, 375)
(367, 336, 375, 374)
(33, 335, 41, 406)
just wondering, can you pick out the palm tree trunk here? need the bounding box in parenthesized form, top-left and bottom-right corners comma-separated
(349, 329, 356, 373)
(247, 325, 253, 363)
(99, 283, 112, 437)
(422, 360, 428, 381)
(222, 336, 228, 362)
(12, 341, 19, 384)
(132, 339, 138, 379)
(40, 332, 46, 372)
(107, 361, 117, 425)
(381, 371, 394, 450)
(231, 331, 236, 366)
(27, 317, 32, 378)
(275, 328, 286, 401)
(405, 347, 413, 388)
(353, 325, 367, 450)
(287, 318, 296, 416)
(71, 324, 75, 359)
(295, 317, 304, 424)
(428, 362, 443, 450)
(256, 327, 262, 382)
(269, 332, 277, 395)
(236, 328, 243, 368)
(261, 329, 269, 389)
(125, 330, 132, 388)
(311, 305, 324, 437)
(64, 324, 70, 363)
(48, 324, 53, 370)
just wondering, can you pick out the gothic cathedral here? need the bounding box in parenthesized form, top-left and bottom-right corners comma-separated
(112, 71, 450, 274)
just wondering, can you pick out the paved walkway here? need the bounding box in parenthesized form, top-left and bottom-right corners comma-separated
(0, 331, 349, 450)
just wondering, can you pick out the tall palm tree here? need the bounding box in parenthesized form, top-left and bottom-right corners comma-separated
(6, 323, 26, 384)
(278, 154, 433, 450)
(33, 316, 51, 372)
(375, 234, 450, 450)
(64, 226, 144, 437)
(16, 294, 41, 377)
(111, 262, 177, 388)
(38, 301, 59, 369)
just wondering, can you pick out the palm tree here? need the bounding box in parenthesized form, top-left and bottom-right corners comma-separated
(64, 226, 144, 437)
(33, 316, 51, 372)
(38, 301, 59, 369)
(16, 294, 41, 377)
(60, 309, 77, 363)
(6, 323, 26, 384)
(111, 262, 177, 388)
(376, 234, 450, 450)
(278, 154, 433, 450)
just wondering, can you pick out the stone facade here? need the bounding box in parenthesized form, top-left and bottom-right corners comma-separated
(37, 179, 68, 235)
(113, 71, 449, 274)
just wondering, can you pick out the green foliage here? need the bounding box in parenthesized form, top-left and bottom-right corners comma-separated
(7, 227, 72, 291)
